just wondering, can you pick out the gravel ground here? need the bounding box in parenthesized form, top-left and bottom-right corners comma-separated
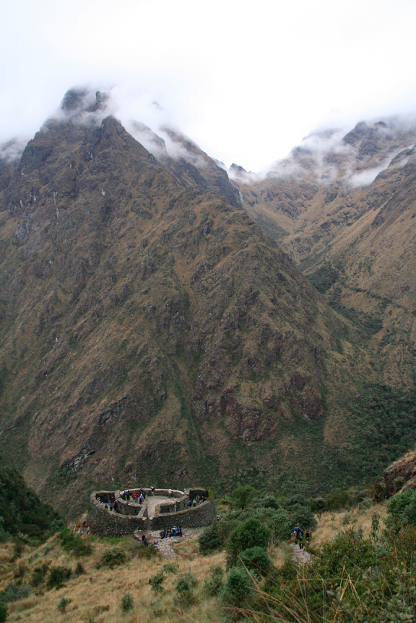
(134, 527, 204, 558)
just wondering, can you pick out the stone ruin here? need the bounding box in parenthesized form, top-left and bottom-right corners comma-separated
(86, 487, 216, 536)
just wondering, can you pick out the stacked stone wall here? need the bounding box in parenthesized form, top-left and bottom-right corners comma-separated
(87, 491, 216, 536)
(88, 493, 146, 536)
(149, 499, 216, 531)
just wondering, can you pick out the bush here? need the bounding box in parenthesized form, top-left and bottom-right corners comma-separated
(324, 490, 351, 511)
(98, 548, 127, 569)
(288, 504, 317, 531)
(204, 565, 224, 596)
(222, 567, 252, 607)
(239, 546, 271, 575)
(233, 485, 257, 509)
(57, 597, 70, 613)
(254, 495, 280, 510)
(174, 578, 195, 607)
(386, 488, 416, 531)
(226, 518, 271, 568)
(31, 564, 48, 587)
(286, 494, 308, 508)
(199, 521, 222, 553)
(262, 509, 293, 541)
(47, 566, 71, 590)
(0, 519, 10, 544)
(149, 571, 165, 593)
(11, 538, 25, 560)
(74, 562, 85, 575)
(13, 564, 26, 579)
(0, 582, 31, 603)
(163, 563, 178, 574)
(59, 529, 93, 557)
(120, 593, 134, 613)
(0, 602, 7, 623)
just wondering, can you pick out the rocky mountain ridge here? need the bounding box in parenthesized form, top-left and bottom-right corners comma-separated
(0, 90, 415, 517)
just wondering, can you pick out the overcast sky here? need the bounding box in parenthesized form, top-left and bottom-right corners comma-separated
(2, 0, 416, 171)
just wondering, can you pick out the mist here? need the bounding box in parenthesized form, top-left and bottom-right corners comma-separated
(2, 0, 416, 172)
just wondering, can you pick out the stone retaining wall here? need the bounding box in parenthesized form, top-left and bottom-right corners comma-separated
(87, 491, 216, 536)
(149, 499, 216, 531)
(87, 492, 147, 536)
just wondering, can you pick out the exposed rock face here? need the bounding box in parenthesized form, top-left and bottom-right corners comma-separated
(384, 450, 416, 496)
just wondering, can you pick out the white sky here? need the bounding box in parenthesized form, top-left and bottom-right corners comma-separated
(2, 0, 416, 171)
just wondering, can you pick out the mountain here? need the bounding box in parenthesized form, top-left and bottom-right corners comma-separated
(234, 116, 416, 388)
(0, 90, 415, 518)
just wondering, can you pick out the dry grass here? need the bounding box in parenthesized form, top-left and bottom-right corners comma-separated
(0, 534, 227, 623)
(0, 501, 391, 622)
(310, 501, 388, 547)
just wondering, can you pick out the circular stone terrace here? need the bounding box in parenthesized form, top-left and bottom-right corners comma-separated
(87, 487, 216, 535)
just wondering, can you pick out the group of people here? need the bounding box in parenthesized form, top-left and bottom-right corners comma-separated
(159, 526, 182, 539)
(121, 489, 148, 505)
(293, 526, 311, 549)
(187, 494, 206, 508)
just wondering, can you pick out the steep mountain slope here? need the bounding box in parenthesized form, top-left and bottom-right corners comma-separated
(0, 90, 385, 517)
(2, 92, 416, 518)
(234, 117, 416, 387)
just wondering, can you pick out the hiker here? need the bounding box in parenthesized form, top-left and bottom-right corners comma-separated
(192, 498, 196, 507)
(139, 493, 144, 505)
(305, 529, 311, 545)
(169, 488, 172, 497)
(141, 533, 147, 546)
(188, 499, 192, 508)
(134, 492, 139, 503)
(114, 500, 118, 512)
(294, 526, 302, 548)
(151, 486, 155, 496)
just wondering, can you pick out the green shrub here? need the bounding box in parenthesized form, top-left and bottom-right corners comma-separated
(120, 593, 134, 613)
(286, 494, 308, 508)
(98, 548, 127, 569)
(262, 509, 293, 541)
(386, 489, 416, 531)
(11, 538, 25, 560)
(222, 567, 252, 607)
(199, 521, 222, 553)
(0, 582, 31, 603)
(239, 546, 270, 575)
(254, 495, 280, 510)
(13, 564, 26, 579)
(74, 562, 85, 575)
(162, 562, 178, 574)
(57, 597, 70, 613)
(226, 518, 271, 568)
(203, 565, 224, 596)
(0, 519, 11, 544)
(31, 564, 48, 587)
(288, 504, 317, 531)
(149, 571, 165, 593)
(174, 577, 195, 607)
(47, 566, 72, 590)
(324, 490, 351, 511)
(0, 601, 7, 623)
(233, 485, 257, 509)
(59, 529, 93, 557)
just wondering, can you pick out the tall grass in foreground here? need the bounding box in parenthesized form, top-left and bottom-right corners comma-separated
(236, 524, 416, 622)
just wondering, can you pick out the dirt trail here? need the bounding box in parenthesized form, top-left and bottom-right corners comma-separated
(290, 543, 312, 564)
(134, 527, 204, 559)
